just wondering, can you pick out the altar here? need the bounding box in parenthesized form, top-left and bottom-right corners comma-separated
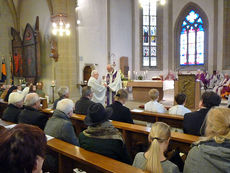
(127, 80, 163, 102)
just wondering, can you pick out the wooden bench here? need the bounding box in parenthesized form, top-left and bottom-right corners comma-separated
(131, 110, 184, 129)
(69, 114, 199, 158)
(0, 119, 145, 173)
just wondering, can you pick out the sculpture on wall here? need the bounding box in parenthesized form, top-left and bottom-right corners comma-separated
(49, 37, 58, 62)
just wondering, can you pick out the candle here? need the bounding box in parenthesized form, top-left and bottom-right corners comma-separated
(51, 80, 55, 87)
(128, 71, 131, 80)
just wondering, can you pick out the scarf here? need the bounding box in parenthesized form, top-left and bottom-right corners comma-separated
(83, 121, 123, 142)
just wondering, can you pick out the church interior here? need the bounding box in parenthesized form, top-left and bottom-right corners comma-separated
(0, 0, 230, 173)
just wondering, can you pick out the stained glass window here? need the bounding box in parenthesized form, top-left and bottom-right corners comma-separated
(180, 10, 205, 66)
(142, 0, 157, 67)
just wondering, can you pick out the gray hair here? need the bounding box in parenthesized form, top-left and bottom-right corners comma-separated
(58, 86, 69, 97)
(56, 98, 74, 115)
(91, 70, 98, 76)
(82, 86, 92, 97)
(24, 93, 40, 106)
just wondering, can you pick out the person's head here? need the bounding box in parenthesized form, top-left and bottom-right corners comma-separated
(82, 86, 93, 99)
(84, 103, 109, 126)
(175, 93, 186, 105)
(224, 73, 230, 79)
(199, 91, 221, 109)
(56, 99, 74, 118)
(204, 107, 230, 143)
(0, 124, 47, 173)
(106, 64, 114, 73)
(36, 82, 43, 90)
(4, 86, 18, 102)
(58, 86, 69, 98)
(91, 70, 99, 80)
(148, 89, 159, 101)
(114, 89, 128, 104)
(146, 122, 171, 173)
(8, 92, 24, 108)
(24, 93, 40, 110)
(213, 70, 217, 75)
(17, 85, 22, 91)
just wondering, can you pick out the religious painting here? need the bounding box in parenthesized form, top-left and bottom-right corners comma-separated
(178, 74, 196, 109)
(22, 24, 37, 78)
(11, 28, 23, 77)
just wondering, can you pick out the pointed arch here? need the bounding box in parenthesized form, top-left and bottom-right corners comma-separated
(174, 2, 209, 70)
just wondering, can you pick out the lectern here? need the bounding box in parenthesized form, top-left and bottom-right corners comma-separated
(174, 74, 201, 110)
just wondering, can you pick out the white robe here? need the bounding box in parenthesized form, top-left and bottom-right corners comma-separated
(88, 77, 106, 105)
(107, 70, 122, 105)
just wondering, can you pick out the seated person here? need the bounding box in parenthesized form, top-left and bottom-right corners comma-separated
(52, 86, 69, 109)
(183, 91, 221, 136)
(2, 92, 24, 123)
(18, 93, 48, 130)
(184, 107, 230, 173)
(0, 124, 47, 173)
(79, 103, 131, 164)
(4, 85, 18, 102)
(75, 86, 94, 115)
(133, 122, 180, 173)
(36, 82, 45, 98)
(144, 89, 167, 113)
(169, 93, 191, 116)
(45, 99, 79, 146)
(107, 89, 133, 124)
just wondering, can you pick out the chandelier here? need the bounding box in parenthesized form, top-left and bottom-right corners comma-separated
(51, 13, 70, 36)
(139, 0, 166, 6)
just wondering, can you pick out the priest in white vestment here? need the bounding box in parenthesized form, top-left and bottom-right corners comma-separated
(106, 64, 122, 105)
(88, 70, 106, 105)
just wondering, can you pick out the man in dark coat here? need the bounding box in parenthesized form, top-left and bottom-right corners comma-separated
(45, 98, 79, 146)
(79, 103, 131, 164)
(183, 91, 221, 136)
(107, 89, 133, 124)
(75, 86, 94, 115)
(18, 93, 48, 130)
(52, 86, 69, 109)
(2, 92, 24, 123)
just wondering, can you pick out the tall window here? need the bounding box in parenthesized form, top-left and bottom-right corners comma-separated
(180, 10, 205, 66)
(142, 0, 157, 67)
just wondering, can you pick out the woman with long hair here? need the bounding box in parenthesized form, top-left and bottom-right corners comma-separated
(184, 107, 230, 173)
(133, 122, 180, 173)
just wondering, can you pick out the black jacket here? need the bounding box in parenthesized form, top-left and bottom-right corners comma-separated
(18, 106, 48, 130)
(79, 132, 131, 164)
(183, 108, 210, 136)
(107, 101, 134, 124)
(2, 104, 22, 123)
(44, 110, 79, 146)
(52, 97, 64, 109)
(74, 97, 94, 115)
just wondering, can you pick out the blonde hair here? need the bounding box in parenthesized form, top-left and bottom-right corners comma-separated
(200, 107, 230, 143)
(149, 89, 159, 101)
(145, 122, 171, 173)
(114, 89, 128, 100)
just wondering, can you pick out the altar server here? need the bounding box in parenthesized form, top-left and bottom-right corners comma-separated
(106, 64, 122, 105)
(88, 70, 106, 105)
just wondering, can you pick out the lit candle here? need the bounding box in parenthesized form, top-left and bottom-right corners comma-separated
(51, 80, 55, 87)
(128, 71, 131, 80)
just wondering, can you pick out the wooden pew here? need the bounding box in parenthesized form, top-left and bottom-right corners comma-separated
(70, 114, 199, 158)
(0, 119, 145, 173)
(131, 110, 184, 129)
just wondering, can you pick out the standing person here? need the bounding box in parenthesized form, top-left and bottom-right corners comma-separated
(88, 70, 106, 105)
(184, 108, 230, 173)
(106, 64, 122, 105)
(133, 122, 180, 173)
(107, 89, 134, 124)
(52, 86, 69, 109)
